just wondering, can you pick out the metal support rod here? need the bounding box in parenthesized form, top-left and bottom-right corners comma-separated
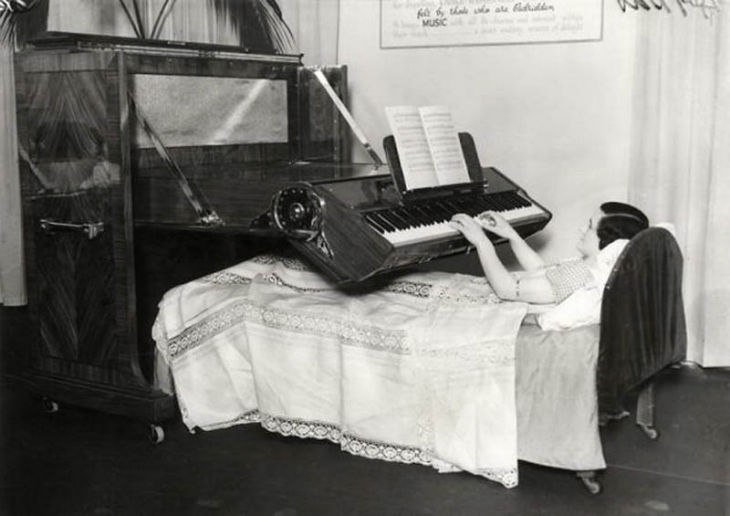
(312, 68, 384, 167)
(127, 91, 223, 227)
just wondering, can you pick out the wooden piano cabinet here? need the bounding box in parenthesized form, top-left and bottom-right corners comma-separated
(12, 34, 351, 440)
(13, 56, 177, 439)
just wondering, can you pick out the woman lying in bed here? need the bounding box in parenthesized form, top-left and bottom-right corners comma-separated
(152, 201, 650, 486)
(450, 202, 649, 329)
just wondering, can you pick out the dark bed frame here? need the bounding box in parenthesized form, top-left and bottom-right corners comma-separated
(578, 226, 687, 493)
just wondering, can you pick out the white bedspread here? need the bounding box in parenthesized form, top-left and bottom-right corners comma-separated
(153, 255, 528, 488)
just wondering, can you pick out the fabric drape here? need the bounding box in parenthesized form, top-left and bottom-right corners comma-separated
(0, 43, 25, 306)
(279, 0, 340, 64)
(627, 10, 730, 366)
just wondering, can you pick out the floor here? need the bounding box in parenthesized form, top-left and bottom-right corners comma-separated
(1, 306, 728, 516)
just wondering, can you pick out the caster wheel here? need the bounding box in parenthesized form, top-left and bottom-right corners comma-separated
(149, 424, 165, 444)
(599, 410, 630, 427)
(42, 397, 59, 413)
(639, 424, 660, 440)
(581, 477, 602, 495)
(576, 472, 602, 495)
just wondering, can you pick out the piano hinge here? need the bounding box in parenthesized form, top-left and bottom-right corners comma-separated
(314, 231, 334, 260)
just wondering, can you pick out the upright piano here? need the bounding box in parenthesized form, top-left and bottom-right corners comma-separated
(13, 32, 550, 438)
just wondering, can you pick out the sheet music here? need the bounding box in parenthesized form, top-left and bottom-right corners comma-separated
(385, 105, 470, 190)
(418, 105, 470, 186)
(385, 106, 439, 189)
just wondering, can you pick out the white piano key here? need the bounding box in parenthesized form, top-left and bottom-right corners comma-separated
(377, 205, 546, 247)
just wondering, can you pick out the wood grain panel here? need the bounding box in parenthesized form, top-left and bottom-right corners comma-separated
(31, 192, 117, 368)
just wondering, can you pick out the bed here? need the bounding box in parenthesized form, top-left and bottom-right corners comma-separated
(152, 227, 686, 492)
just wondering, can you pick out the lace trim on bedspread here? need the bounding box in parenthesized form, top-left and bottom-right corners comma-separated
(260, 272, 330, 293)
(201, 410, 517, 488)
(383, 280, 433, 298)
(166, 297, 516, 367)
(166, 299, 409, 360)
(191, 409, 262, 431)
(259, 272, 435, 299)
(192, 256, 490, 306)
(200, 271, 253, 285)
(251, 254, 312, 271)
(435, 276, 502, 305)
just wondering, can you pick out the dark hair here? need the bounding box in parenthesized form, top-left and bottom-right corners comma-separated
(596, 202, 649, 250)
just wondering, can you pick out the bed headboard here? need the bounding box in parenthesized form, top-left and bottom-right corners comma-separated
(597, 227, 687, 413)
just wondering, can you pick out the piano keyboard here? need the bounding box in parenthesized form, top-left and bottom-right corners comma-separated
(269, 169, 551, 283)
(363, 190, 545, 247)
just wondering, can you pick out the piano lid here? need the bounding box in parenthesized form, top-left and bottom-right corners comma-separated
(26, 31, 303, 63)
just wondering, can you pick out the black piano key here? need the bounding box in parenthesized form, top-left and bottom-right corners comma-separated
(437, 200, 456, 219)
(488, 196, 504, 212)
(388, 210, 408, 230)
(421, 205, 442, 224)
(512, 192, 531, 208)
(443, 199, 461, 213)
(394, 207, 419, 229)
(481, 196, 498, 211)
(463, 197, 481, 216)
(382, 210, 407, 230)
(493, 193, 510, 211)
(374, 211, 398, 232)
(364, 213, 386, 233)
(473, 196, 491, 212)
(431, 203, 450, 221)
(508, 192, 525, 208)
(398, 208, 420, 228)
(502, 192, 520, 209)
(416, 201, 440, 221)
(408, 206, 431, 226)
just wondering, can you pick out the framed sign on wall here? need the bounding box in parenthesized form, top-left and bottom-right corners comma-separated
(380, 0, 604, 48)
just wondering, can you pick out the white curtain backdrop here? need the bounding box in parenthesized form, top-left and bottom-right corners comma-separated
(279, 0, 340, 65)
(628, 8, 730, 366)
(0, 43, 25, 306)
(0, 0, 340, 306)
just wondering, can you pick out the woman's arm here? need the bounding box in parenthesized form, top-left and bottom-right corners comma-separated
(477, 211, 545, 271)
(450, 214, 556, 304)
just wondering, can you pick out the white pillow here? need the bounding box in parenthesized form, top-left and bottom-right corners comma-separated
(536, 286, 602, 331)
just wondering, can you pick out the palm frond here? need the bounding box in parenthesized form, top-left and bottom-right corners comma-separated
(207, 0, 294, 53)
(150, 0, 177, 40)
(0, 0, 47, 47)
(130, 0, 147, 38)
(117, 0, 144, 39)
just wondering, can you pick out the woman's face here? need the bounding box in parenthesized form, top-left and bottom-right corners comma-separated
(577, 209, 604, 258)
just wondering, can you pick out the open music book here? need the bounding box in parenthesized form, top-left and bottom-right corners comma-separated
(385, 105, 470, 190)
